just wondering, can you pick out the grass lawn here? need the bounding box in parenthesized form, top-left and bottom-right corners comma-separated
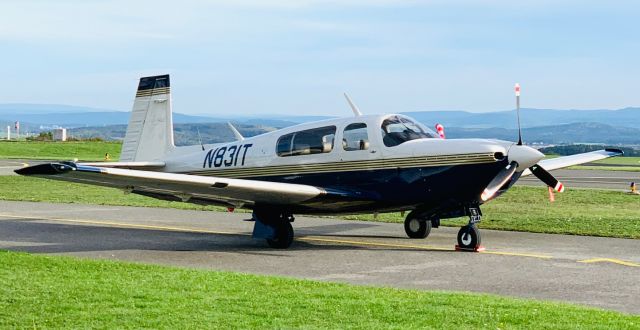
(1, 175, 638, 239)
(0, 141, 121, 161)
(568, 156, 640, 171)
(0, 251, 637, 329)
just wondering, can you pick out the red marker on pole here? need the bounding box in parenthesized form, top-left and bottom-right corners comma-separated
(435, 123, 445, 139)
(514, 83, 522, 145)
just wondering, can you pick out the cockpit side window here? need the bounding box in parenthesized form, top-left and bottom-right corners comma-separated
(276, 126, 336, 157)
(342, 123, 369, 151)
(380, 116, 435, 147)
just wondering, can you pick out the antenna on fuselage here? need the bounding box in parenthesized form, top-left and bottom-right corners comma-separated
(343, 93, 363, 117)
(196, 127, 205, 151)
(227, 122, 245, 141)
(514, 83, 523, 146)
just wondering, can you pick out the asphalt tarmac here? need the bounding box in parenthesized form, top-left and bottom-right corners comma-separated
(0, 201, 638, 314)
(517, 169, 640, 190)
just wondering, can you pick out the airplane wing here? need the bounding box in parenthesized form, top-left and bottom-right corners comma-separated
(520, 149, 623, 177)
(78, 161, 166, 169)
(15, 162, 365, 208)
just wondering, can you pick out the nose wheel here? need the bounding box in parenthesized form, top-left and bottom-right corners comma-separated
(455, 207, 484, 252)
(457, 225, 481, 249)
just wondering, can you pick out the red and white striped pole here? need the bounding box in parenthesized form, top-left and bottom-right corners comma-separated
(514, 83, 522, 145)
(435, 123, 445, 139)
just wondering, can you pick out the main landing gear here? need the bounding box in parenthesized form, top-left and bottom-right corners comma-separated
(403, 211, 438, 239)
(251, 208, 295, 249)
(456, 207, 483, 252)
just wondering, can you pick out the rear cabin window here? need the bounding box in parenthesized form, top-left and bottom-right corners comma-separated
(381, 116, 436, 147)
(342, 123, 369, 151)
(277, 126, 336, 157)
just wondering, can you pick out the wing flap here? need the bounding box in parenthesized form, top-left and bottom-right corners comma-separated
(521, 149, 623, 176)
(15, 163, 325, 206)
(78, 161, 166, 169)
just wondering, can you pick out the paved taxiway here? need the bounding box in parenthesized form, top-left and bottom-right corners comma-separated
(517, 169, 639, 190)
(0, 200, 638, 314)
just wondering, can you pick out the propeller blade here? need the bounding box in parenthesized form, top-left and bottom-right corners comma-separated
(529, 164, 565, 192)
(481, 161, 518, 201)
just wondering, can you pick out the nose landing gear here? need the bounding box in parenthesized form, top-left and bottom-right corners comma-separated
(455, 207, 484, 252)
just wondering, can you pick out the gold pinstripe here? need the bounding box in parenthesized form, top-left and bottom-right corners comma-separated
(189, 152, 498, 178)
(135, 87, 170, 97)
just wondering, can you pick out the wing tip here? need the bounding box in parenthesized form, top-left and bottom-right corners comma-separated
(14, 163, 75, 176)
(604, 148, 624, 156)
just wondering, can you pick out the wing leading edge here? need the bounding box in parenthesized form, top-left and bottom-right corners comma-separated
(15, 162, 354, 208)
(520, 149, 623, 177)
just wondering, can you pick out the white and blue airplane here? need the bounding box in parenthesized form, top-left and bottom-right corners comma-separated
(16, 75, 622, 250)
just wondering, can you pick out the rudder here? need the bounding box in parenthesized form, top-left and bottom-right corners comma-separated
(120, 74, 175, 161)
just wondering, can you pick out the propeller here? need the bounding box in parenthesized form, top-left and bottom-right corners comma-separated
(479, 84, 565, 201)
(481, 161, 518, 201)
(529, 164, 564, 192)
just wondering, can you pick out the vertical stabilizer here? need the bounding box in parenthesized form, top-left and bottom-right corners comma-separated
(120, 74, 175, 161)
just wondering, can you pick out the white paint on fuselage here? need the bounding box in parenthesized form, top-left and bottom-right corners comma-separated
(162, 114, 514, 175)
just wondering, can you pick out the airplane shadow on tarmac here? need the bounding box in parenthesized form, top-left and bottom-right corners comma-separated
(0, 220, 453, 255)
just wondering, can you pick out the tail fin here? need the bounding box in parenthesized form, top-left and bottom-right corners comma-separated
(120, 74, 175, 162)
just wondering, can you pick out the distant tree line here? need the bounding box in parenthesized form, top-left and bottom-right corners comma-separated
(26, 131, 53, 141)
(26, 131, 104, 142)
(539, 144, 640, 156)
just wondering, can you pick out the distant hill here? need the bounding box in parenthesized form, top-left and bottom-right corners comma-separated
(0, 104, 326, 129)
(446, 122, 640, 145)
(3, 103, 640, 145)
(404, 107, 640, 129)
(0, 111, 231, 128)
(3, 103, 640, 130)
(70, 123, 275, 146)
(0, 103, 117, 114)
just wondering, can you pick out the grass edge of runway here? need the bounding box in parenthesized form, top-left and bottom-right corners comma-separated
(1, 175, 639, 239)
(0, 141, 122, 161)
(0, 251, 638, 329)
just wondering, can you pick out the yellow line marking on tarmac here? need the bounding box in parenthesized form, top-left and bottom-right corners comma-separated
(298, 236, 452, 251)
(0, 213, 551, 259)
(578, 258, 639, 267)
(0, 214, 247, 236)
(480, 250, 554, 259)
(299, 236, 553, 259)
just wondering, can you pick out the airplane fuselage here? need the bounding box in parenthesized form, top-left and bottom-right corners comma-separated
(159, 114, 518, 217)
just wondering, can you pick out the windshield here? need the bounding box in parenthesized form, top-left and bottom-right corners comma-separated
(380, 116, 437, 147)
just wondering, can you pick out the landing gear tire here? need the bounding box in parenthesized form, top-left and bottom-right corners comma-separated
(266, 221, 294, 249)
(404, 217, 432, 239)
(457, 224, 481, 250)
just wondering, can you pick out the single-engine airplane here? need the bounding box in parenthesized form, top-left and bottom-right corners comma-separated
(16, 75, 622, 250)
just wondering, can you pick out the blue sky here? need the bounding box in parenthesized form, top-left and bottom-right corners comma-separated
(0, 1, 638, 115)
